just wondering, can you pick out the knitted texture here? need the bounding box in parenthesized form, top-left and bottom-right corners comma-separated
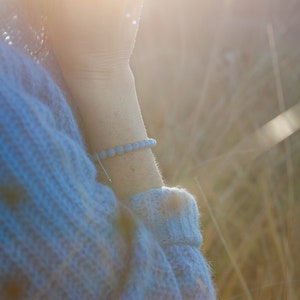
(0, 42, 215, 300)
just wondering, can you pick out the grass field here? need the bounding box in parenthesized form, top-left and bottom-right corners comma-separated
(132, 0, 300, 299)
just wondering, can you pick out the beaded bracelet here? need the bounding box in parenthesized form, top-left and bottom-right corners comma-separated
(91, 138, 157, 161)
(91, 138, 157, 182)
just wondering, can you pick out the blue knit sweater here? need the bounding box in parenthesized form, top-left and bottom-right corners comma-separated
(0, 42, 215, 299)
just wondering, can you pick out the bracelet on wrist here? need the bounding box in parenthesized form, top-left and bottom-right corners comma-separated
(91, 138, 157, 182)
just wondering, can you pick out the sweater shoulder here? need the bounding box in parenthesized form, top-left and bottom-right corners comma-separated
(0, 42, 84, 145)
(0, 42, 49, 88)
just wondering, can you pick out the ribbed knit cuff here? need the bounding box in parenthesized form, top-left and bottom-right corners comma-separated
(124, 187, 202, 247)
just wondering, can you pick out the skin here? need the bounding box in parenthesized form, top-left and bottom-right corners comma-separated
(41, 0, 164, 199)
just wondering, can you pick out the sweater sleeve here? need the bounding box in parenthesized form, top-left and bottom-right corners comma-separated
(0, 46, 215, 300)
(124, 188, 215, 299)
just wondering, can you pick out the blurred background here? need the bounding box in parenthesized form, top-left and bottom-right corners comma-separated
(132, 0, 300, 299)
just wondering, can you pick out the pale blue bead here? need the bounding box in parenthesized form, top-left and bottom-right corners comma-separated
(116, 146, 125, 155)
(99, 151, 108, 160)
(125, 144, 133, 152)
(107, 148, 116, 157)
(139, 140, 146, 148)
(150, 139, 156, 147)
(132, 142, 140, 150)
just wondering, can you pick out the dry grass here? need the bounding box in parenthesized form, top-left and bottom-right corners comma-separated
(132, 0, 300, 299)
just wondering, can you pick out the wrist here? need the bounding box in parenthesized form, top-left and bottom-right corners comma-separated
(59, 59, 132, 84)
(62, 65, 134, 111)
(97, 148, 164, 200)
(63, 65, 163, 199)
(64, 64, 145, 147)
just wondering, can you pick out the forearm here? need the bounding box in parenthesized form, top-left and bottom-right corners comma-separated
(64, 67, 163, 199)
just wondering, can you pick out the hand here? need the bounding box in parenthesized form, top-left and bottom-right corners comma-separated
(46, 0, 143, 79)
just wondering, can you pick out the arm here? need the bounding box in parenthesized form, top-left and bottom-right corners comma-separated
(61, 69, 163, 199)
(46, 0, 163, 199)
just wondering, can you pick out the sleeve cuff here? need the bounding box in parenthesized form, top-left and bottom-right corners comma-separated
(124, 187, 203, 247)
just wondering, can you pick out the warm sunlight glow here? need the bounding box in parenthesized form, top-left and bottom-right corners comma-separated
(257, 103, 300, 150)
